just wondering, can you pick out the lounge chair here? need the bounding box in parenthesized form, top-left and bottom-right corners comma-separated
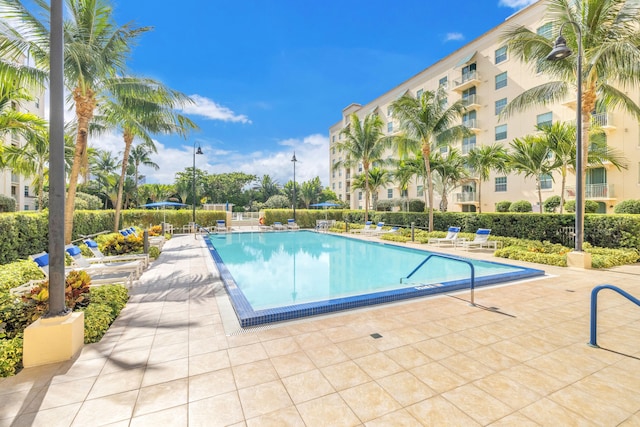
(273, 221, 287, 231)
(83, 239, 149, 268)
(456, 228, 493, 250)
(287, 219, 300, 230)
(215, 220, 227, 233)
(30, 251, 135, 287)
(65, 245, 145, 279)
(428, 226, 465, 246)
(350, 221, 373, 234)
(363, 222, 384, 235)
(374, 226, 400, 236)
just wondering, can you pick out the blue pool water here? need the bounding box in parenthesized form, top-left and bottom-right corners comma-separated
(206, 231, 544, 327)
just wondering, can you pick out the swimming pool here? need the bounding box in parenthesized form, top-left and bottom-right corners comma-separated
(206, 231, 544, 327)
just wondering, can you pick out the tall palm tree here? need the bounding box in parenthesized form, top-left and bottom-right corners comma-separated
(351, 167, 393, 211)
(333, 113, 389, 221)
(257, 175, 281, 202)
(390, 90, 469, 230)
(299, 177, 322, 208)
(0, 0, 152, 242)
(90, 149, 120, 208)
(431, 148, 469, 212)
(128, 143, 159, 205)
(508, 135, 556, 211)
(502, 0, 640, 217)
(0, 61, 47, 140)
(465, 144, 509, 213)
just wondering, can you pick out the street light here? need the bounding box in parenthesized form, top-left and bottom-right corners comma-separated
(192, 143, 203, 238)
(291, 152, 297, 220)
(546, 21, 583, 253)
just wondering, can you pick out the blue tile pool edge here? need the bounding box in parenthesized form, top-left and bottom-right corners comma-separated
(205, 234, 545, 328)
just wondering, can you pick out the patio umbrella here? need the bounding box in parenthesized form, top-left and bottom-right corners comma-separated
(141, 201, 187, 224)
(309, 201, 340, 219)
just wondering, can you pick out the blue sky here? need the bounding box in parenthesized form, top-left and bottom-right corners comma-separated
(91, 0, 538, 187)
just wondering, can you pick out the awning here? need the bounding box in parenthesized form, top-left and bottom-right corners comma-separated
(368, 105, 378, 114)
(395, 89, 410, 100)
(455, 51, 477, 68)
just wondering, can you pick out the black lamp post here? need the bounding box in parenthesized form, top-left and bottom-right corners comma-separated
(546, 22, 583, 252)
(291, 152, 297, 220)
(192, 143, 203, 238)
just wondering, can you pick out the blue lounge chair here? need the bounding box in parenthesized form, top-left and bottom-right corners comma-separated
(428, 226, 464, 246)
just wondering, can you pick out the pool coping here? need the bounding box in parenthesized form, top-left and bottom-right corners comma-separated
(205, 232, 545, 327)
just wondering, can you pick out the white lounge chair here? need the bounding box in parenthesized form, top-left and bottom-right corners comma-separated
(215, 220, 227, 232)
(428, 226, 465, 246)
(351, 221, 373, 234)
(456, 228, 493, 250)
(65, 245, 145, 279)
(83, 239, 149, 268)
(287, 219, 300, 230)
(363, 222, 384, 235)
(273, 221, 287, 231)
(374, 226, 400, 236)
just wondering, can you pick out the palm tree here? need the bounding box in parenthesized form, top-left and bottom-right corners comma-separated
(431, 149, 469, 212)
(0, 0, 152, 242)
(257, 175, 281, 202)
(351, 167, 393, 211)
(90, 149, 121, 208)
(502, 0, 640, 217)
(0, 67, 46, 139)
(390, 90, 469, 231)
(299, 177, 323, 208)
(129, 143, 159, 205)
(508, 135, 556, 211)
(333, 113, 389, 221)
(465, 144, 509, 213)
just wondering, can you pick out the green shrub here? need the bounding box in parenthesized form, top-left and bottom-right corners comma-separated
(0, 335, 23, 377)
(89, 285, 128, 318)
(614, 200, 640, 214)
(509, 200, 532, 212)
(407, 199, 426, 212)
(495, 201, 511, 212)
(543, 195, 561, 213)
(81, 304, 114, 344)
(380, 233, 410, 243)
(375, 200, 394, 211)
(0, 195, 16, 213)
(0, 260, 45, 293)
(495, 246, 567, 266)
(148, 246, 160, 259)
(564, 200, 599, 213)
(97, 232, 143, 256)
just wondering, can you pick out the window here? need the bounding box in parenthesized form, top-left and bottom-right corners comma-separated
(35, 97, 40, 108)
(332, 171, 335, 178)
(537, 112, 553, 128)
(537, 22, 553, 39)
(417, 185, 424, 197)
(358, 192, 362, 200)
(495, 46, 507, 64)
(495, 98, 507, 116)
(462, 135, 476, 154)
(332, 136, 335, 143)
(332, 183, 335, 190)
(416, 89, 423, 98)
(495, 72, 507, 90)
(358, 163, 363, 172)
(387, 122, 393, 133)
(540, 173, 552, 190)
(495, 177, 507, 192)
(387, 107, 392, 118)
(440, 97, 448, 109)
(387, 189, 393, 199)
(332, 147, 335, 154)
(440, 145, 448, 154)
(438, 76, 448, 89)
(338, 169, 342, 177)
(463, 110, 477, 128)
(24, 205, 29, 211)
(495, 124, 507, 141)
(338, 182, 342, 189)
(24, 186, 29, 197)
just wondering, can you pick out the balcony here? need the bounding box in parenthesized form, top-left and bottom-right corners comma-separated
(455, 192, 478, 204)
(565, 183, 614, 200)
(462, 118, 481, 133)
(11, 173, 19, 184)
(453, 71, 481, 92)
(461, 94, 481, 109)
(591, 112, 616, 132)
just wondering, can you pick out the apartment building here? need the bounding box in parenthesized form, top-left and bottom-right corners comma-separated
(0, 56, 45, 211)
(329, 0, 639, 214)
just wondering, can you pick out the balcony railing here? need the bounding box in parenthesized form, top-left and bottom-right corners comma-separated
(591, 112, 614, 129)
(455, 192, 478, 203)
(462, 118, 480, 130)
(461, 94, 480, 108)
(565, 183, 614, 199)
(453, 71, 481, 91)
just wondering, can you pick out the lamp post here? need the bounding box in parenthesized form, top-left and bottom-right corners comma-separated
(546, 22, 583, 253)
(291, 152, 297, 220)
(192, 143, 203, 238)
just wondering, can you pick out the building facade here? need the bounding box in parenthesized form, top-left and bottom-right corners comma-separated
(329, 0, 639, 214)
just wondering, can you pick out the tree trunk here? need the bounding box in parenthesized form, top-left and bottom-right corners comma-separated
(64, 87, 95, 244)
(364, 163, 370, 222)
(560, 166, 567, 214)
(477, 178, 482, 213)
(114, 129, 134, 231)
(422, 142, 433, 232)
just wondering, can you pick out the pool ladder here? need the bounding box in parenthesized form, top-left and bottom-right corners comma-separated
(589, 285, 640, 348)
(400, 254, 476, 306)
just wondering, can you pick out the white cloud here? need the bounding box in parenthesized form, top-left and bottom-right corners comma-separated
(498, 0, 537, 8)
(444, 32, 464, 42)
(181, 94, 252, 124)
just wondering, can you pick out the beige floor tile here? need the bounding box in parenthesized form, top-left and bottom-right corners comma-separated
(442, 383, 513, 425)
(188, 349, 230, 376)
(413, 337, 457, 360)
(294, 331, 334, 349)
(618, 412, 640, 426)
(51, 358, 108, 384)
(487, 411, 540, 426)
(147, 342, 189, 365)
(227, 342, 268, 366)
(188, 337, 221, 356)
(321, 325, 362, 343)
(473, 373, 541, 410)
(100, 348, 150, 375)
(320, 360, 373, 391)
(9, 403, 82, 427)
(384, 345, 431, 369)
(438, 353, 495, 381)
(232, 359, 279, 389)
(571, 375, 640, 413)
(500, 364, 565, 396)
(339, 381, 402, 422)
(406, 395, 481, 426)
(364, 408, 423, 426)
(237, 380, 293, 419)
(87, 368, 144, 400)
(354, 352, 404, 379)
(22, 377, 95, 413)
(261, 336, 301, 358)
(271, 351, 316, 378)
(490, 340, 543, 363)
(188, 391, 244, 427)
(246, 405, 304, 427)
(129, 405, 187, 427)
(465, 345, 520, 371)
(282, 369, 335, 404)
(336, 337, 378, 359)
(305, 343, 349, 368)
(133, 378, 187, 417)
(377, 371, 435, 406)
(140, 357, 189, 388)
(410, 362, 468, 393)
(71, 390, 138, 426)
(188, 368, 237, 402)
(297, 393, 360, 427)
(549, 385, 631, 426)
(519, 398, 596, 426)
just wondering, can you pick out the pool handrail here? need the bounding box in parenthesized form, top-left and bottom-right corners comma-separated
(589, 284, 640, 348)
(400, 253, 476, 306)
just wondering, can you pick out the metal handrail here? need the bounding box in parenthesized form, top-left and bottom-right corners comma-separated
(589, 284, 640, 348)
(400, 253, 476, 305)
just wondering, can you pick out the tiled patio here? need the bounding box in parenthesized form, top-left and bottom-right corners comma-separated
(1, 233, 639, 426)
